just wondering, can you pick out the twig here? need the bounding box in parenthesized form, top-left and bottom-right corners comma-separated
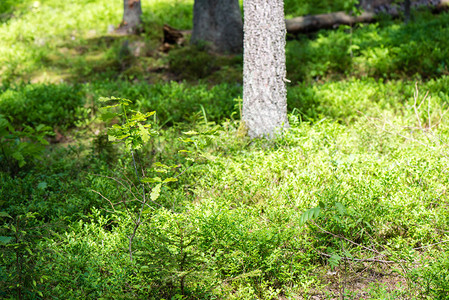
(311, 220, 383, 256)
(316, 250, 400, 264)
(110, 198, 155, 210)
(413, 239, 449, 250)
(91, 189, 116, 212)
(92, 173, 142, 202)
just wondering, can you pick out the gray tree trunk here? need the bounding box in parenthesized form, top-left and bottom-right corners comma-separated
(242, 0, 289, 138)
(121, 0, 142, 33)
(191, 0, 243, 53)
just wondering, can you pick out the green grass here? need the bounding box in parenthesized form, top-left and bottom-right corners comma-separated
(1, 0, 449, 298)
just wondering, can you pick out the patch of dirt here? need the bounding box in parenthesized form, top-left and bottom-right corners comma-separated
(308, 263, 407, 299)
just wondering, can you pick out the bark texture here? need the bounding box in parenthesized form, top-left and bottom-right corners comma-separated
(121, 0, 142, 34)
(242, 0, 289, 138)
(191, 0, 243, 53)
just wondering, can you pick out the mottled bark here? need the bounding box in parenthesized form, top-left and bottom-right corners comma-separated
(242, 0, 289, 138)
(120, 0, 142, 34)
(191, 0, 243, 53)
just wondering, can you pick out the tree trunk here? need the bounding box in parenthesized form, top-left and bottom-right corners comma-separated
(405, 0, 412, 23)
(242, 0, 289, 138)
(191, 0, 243, 53)
(120, 0, 142, 34)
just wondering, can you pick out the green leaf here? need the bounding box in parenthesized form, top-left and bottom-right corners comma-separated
(140, 266, 150, 272)
(99, 97, 112, 102)
(12, 152, 25, 167)
(101, 104, 120, 110)
(119, 98, 132, 104)
(329, 253, 342, 267)
(335, 202, 346, 215)
(35, 124, 46, 131)
(163, 177, 178, 183)
(200, 153, 216, 161)
(153, 162, 170, 169)
(138, 123, 150, 143)
(178, 150, 191, 153)
(0, 212, 12, 218)
(150, 184, 161, 202)
(183, 130, 198, 135)
(181, 138, 194, 143)
(100, 111, 119, 121)
(141, 177, 162, 183)
(299, 207, 321, 225)
(37, 181, 47, 190)
(0, 236, 13, 245)
(116, 134, 130, 140)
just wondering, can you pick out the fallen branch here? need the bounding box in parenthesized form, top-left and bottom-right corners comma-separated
(285, 0, 449, 34)
(316, 250, 401, 264)
(286, 11, 376, 34)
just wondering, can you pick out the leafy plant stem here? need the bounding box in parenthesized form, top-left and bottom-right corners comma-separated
(128, 148, 146, 262)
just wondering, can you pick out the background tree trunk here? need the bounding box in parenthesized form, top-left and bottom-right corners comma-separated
(242, 0, 289, 138)
(121, 0, 142, 34)
(404, 0, 412, 22)
(191, 0, 243, 53)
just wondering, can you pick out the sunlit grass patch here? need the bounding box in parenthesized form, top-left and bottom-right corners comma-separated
(0, 0, 194, 83)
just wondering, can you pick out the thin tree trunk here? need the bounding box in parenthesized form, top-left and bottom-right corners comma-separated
(191, 0, 243, 53)
(120, 0, 142, 34)
(404, 0, 412, 22)
(242, 0, 289, 138)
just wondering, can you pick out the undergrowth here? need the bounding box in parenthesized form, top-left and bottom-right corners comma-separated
(1, 0, 449, 298)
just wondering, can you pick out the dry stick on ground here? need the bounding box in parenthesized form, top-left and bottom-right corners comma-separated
(311, 221, 384, 256)
(310, 221, 411, 265)
(315, 250, 399, 264)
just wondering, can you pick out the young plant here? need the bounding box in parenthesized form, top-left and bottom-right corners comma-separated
(98, 97, 187, 261)
(0, 211, 45, 299)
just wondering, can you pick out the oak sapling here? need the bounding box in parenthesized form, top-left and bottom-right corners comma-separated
(98, 96, 184, 261)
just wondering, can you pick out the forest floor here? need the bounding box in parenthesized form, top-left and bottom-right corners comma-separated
(1, 1, 449, 299)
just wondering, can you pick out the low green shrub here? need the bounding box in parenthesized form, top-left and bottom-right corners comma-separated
(286, 12, 449, 82)
(0, 83, 85, 129)
(287, 76, 449, 123)
(408, 250, 449, 298)
(0, 211, 47, 299)
(0, 114, 52, 175)
(85, 80, 242, 125)
(0, 0, 29, 16)
(167, 46, 243, 82)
